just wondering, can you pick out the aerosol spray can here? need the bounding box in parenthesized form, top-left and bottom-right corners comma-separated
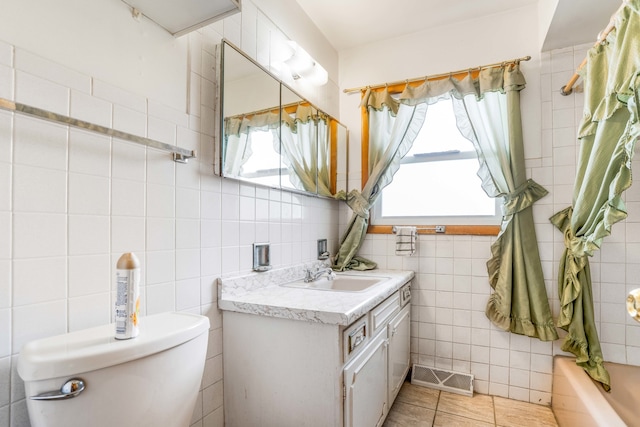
(115, 252, 140, 340)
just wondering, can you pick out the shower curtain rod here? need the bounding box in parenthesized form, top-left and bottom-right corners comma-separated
(343, 55, 532, 94)
(560, 1, 626, 96)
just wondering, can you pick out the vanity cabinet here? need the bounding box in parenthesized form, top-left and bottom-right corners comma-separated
(388, 304, 411, 403)
(222, 281, 412, 427)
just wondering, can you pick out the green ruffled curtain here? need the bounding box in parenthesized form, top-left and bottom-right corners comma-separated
(223, 112, 280, 176)
(280, 105, 322, 193)
(226, 105, 328, 194)
(317, 117, 332, 197)
(334, 65, 556, 341)
(549, 1, 640, 391)
(453, 87, 558, 342)
(333, 92, 427, 270)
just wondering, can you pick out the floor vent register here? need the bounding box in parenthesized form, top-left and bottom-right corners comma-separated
(410, 364, 474, 397)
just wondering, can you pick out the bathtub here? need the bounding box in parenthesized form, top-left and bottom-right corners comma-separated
(552, 356, 639, 426)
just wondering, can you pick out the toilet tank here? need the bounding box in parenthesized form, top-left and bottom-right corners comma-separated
(18, 312, 210, 427)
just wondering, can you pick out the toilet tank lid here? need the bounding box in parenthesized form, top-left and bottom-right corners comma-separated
(17, 312, 210, 382)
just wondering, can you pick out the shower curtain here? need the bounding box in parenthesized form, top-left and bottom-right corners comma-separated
(550, 1, 640, 391)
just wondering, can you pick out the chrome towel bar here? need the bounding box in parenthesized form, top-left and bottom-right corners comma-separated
(392, 225, 446, 234)
(0, 97, 196, 163)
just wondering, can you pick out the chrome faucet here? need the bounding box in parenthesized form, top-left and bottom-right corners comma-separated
(303, 266, 336, 283)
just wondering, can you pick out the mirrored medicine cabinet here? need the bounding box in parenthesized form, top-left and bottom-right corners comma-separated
(216, 40, 348, 198)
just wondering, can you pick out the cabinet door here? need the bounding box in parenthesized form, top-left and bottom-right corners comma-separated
(388, 304, 411, 403)
(343, 331, 388, 427)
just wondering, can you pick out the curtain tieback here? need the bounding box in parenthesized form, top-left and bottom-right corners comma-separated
(501, 179, 548, 216)
(344, 189, 371, 219)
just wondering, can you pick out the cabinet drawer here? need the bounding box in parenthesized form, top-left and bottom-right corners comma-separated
(370, 292, 400, 336)
(343, 315, 369, 362)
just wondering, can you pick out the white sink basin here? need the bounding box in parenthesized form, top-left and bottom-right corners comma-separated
(282, 274, 389, 292)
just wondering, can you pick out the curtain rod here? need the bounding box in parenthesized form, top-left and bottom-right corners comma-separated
(226, 100, 313, 120)
(560, 1, 626, 96)
(343, 55, 531, 94)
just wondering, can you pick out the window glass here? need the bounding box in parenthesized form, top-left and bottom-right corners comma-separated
(373, 98, 500, 225)
(240, 130, 281, 187)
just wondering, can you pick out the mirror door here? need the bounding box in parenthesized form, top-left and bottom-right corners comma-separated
(219, 41, 348, 197)
(222, 42, 282, 187)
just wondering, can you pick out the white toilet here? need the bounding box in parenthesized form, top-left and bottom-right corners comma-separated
(18, 312, 210, 427)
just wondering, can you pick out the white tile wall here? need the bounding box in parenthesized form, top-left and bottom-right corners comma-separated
(0, 3, 341, 426)
(357, 43, 640, 406)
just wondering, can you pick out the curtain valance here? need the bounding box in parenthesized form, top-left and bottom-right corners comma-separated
(224, 104, 327, 137)
(360, 64, 527, 112)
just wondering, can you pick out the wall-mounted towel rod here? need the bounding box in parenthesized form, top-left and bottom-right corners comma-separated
(0, 97, 196, 163)
(392, 225, 446, 234)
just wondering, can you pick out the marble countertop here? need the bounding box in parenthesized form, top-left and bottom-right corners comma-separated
(217, 265, 414, 326)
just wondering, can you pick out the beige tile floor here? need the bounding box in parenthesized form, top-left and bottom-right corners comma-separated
(384, 382, 558, 427)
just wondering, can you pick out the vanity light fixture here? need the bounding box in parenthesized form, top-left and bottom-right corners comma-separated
(272, 41, 328, 86)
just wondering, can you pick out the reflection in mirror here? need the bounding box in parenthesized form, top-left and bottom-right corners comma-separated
(331, 121, 348, 196)
(279, 86, 317, 194)
(220, 41, 348, 197)
(222, 42, 282, 187)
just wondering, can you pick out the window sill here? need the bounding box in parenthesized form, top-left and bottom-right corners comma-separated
(367, 225, 499, 236)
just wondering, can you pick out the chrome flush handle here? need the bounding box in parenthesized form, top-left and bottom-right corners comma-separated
(31, 378, 86, 401)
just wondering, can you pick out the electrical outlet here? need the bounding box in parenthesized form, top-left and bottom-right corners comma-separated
(435, 225, 446, 233)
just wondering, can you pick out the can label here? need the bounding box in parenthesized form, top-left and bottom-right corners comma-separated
(115, 267, 140, 339)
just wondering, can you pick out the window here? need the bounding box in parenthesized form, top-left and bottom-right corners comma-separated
(237, 130, 281, 187)
(371, 97, 501, 226)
